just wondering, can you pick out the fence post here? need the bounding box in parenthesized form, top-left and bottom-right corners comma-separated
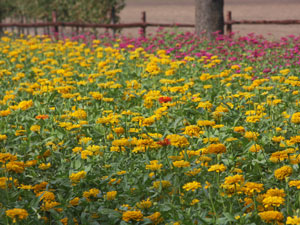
(11, 17, 14, 34)
(26, 17, 30, 35)
(226, 11, 232, 37)
(141, 11, 146, 38)
(21, 16, 24, 35)
(17, 16, 21, 36)
(111, 6, 117, 38)
(34, 18, 38, 36)
(52, 11, 59, 39)
(0, 11, 3, 35)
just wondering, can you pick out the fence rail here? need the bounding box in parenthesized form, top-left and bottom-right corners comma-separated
(1, 11, 300, 38)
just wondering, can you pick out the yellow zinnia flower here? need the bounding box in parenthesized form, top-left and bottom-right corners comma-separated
(105, 191, 117, 200)
(5, 208, 28, 223)
(69, 171, 87, 183)
(207, 164, 227, 172)
(172, 160, 190, 168)
(182, 181, 201, 192)
(274, 165, 292, 180)
(287, 216, 300, 225)
(122, 210, 143, 222)
(258, 210, 283, 224)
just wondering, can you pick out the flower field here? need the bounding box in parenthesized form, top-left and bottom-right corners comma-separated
(1, 31, 300, 224)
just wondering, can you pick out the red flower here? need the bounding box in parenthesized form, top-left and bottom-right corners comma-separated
(157, 138, 171, 146)
(158, 96, 172, 103)
(35, 114, 49, 120)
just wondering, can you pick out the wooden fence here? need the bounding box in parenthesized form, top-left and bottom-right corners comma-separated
(1, 11, 300, 38)
(225, 11, 300, 36)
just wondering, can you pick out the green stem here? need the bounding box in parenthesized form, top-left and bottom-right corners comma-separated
(208, 187, 217, 223)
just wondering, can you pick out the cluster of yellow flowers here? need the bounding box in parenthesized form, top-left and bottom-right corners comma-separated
(5, 208, 28, 223)
(1, 33, 300, 224)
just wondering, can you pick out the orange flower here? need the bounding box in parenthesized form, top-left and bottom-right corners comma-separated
(35, 114, 49, 120)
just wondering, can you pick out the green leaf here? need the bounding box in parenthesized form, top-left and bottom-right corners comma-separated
(223, 212, 235, 222)
(160, 204, 171, 212)
(99, 208, 121, 218)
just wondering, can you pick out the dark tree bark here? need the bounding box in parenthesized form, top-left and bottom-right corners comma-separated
(195, 0, 224, 38)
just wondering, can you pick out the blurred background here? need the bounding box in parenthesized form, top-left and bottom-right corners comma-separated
(121, 0, 300, 39)
(1, 0, 300, 39)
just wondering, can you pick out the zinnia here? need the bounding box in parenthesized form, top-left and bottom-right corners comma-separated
(258, 210, 283, 224)
(166, 134, 189, 147)
(207, 164, 227, 172)
(207, 143, 226, 154)
(35, 114, 49, 120)
(274, 165, 292, 180)
(105, 191, 117, 200)
(287, 216, 300, 224)
(158, 96, 172, 103)
(6, 208, 28, 223)
(157, 138, 171, 146)
(182, 181, 201, 191)
(0, 134, 7, 141)
(146, 212, 163, 224)
(244, 131, 259, 140)
(122, 210, 143, 222)
(69, 171, 87, 183)
(249, 144, 262, 152)
(291, 112, 300, 124)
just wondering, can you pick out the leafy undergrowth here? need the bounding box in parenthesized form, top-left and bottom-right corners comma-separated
(1, 31, 300, 224)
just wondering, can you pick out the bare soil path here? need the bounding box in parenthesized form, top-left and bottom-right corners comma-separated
(120, 0, 300, 39)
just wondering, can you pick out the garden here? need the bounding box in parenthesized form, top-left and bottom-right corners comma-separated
(1, 30, 300, 224)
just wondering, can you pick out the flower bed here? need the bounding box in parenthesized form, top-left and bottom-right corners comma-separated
(1, 31, 300, 224)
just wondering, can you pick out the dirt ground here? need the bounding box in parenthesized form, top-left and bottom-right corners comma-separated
(120, 0, 300, 39)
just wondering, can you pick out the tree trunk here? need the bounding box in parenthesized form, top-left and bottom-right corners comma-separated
(195, 0, 224, 39)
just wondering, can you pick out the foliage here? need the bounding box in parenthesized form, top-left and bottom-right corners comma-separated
(0, 30, 300, 224)
(0, 0, 125, 23)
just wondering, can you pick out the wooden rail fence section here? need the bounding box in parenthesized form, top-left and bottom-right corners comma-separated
(1, 11, 300, 38)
